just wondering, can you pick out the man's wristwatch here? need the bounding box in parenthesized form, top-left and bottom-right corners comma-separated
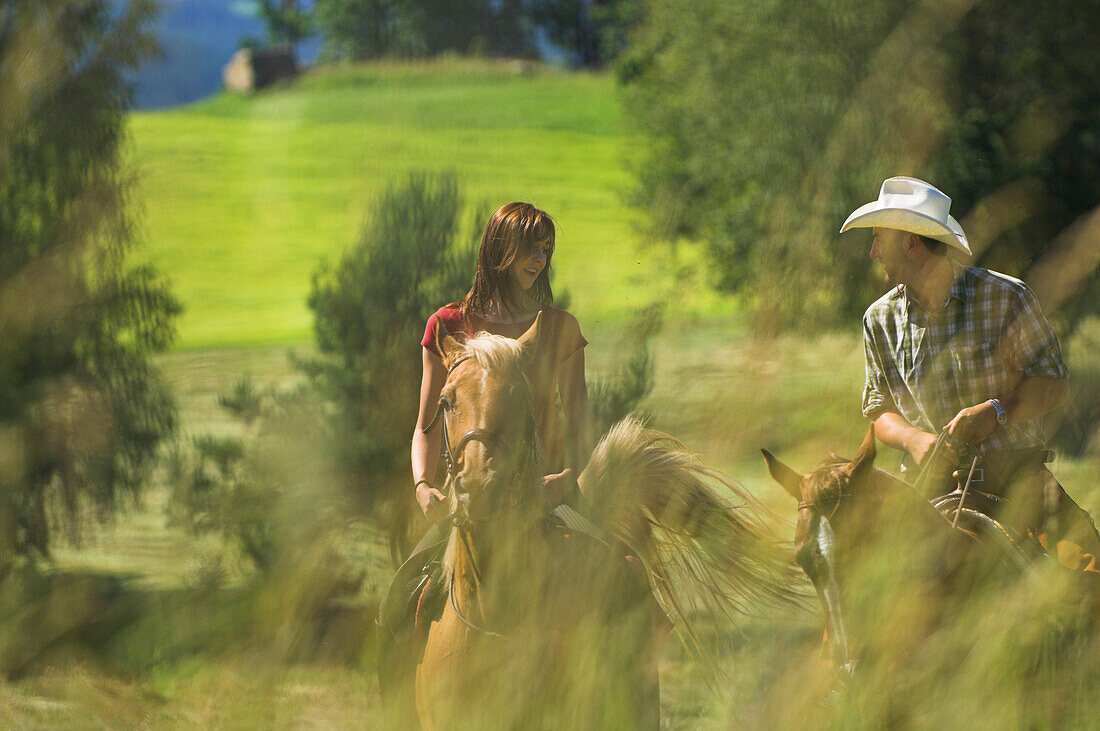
(988, 398, 1008, 426)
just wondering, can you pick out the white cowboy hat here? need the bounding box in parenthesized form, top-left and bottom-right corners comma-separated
(839, 176, 970, 255)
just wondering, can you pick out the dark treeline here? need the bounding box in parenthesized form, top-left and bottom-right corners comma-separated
(312, 0, 633, 66)
(620, 0, 1100, 337)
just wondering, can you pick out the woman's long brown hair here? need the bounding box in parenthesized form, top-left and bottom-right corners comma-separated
(456, 202, 556, 322)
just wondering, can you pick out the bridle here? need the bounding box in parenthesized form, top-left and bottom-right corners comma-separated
(423, 355, 496, 485)
(422, 352, 539, 526)
(796, 471, 883, 521)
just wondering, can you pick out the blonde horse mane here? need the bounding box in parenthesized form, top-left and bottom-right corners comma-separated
(462, 331, 527, 372)
(579, 417, 802, 654)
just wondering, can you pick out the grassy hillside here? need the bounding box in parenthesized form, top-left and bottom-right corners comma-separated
(129, 59, 729, 350)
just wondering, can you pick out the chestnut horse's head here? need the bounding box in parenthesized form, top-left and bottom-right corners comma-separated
(432, 313, 543, 525)
(760, 426, 880, 675)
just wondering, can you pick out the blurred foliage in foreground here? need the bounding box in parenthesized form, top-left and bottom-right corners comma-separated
(2, 2, 1098, 727)
(620, 0, 1100, 336)
(0, 0, 179, 572)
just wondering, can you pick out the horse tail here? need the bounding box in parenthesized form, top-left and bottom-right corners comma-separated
(578, 417, 801, 646)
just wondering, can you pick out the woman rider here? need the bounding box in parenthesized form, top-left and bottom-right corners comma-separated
(378, 202, 590, 661)
(413, 201, 589, 517)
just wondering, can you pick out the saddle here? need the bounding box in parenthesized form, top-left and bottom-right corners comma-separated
(380, 538, 446, 638)
(930, 488, 1007, 522)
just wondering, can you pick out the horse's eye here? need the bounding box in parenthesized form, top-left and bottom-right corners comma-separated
(441, 394, 454, 410)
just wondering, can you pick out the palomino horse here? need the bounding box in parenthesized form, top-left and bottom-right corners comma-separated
(761, 427, 1030, 678)
(415, 314, 795, 729)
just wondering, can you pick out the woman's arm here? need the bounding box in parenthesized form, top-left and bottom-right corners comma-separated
(557, 346, 590, 475)
(541, 346, 589, 507)
(412, 346, 448, 518)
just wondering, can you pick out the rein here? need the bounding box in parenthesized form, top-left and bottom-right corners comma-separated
(911, 431, 982, 527)
(448, 526, 503, 639)
(446, 580, 503, 637)
(912, 431, 972, 495)
(799, 430, 985, 516)
(423, 354, 483, 481)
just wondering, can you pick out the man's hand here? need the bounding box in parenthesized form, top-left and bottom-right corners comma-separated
(416, 481, 448, 521)
(943, 401, 998, 446)
(542, 469, 577, 511)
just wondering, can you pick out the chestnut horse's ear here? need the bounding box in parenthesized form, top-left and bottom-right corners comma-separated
(434, 317, 463, 368)
(761, 449, 805, 501)
(515, 310, 543, 363)
(847, 424, 877, 482)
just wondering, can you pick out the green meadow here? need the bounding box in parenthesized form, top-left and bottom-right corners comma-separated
(130, 59, 727, 350)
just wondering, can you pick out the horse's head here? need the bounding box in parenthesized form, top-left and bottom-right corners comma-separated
(760, 426, 880, 676)
(432, 313, 542, 525)
(762, 426, 880, 556)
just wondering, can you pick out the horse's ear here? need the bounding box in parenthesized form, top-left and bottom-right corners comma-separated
(434, 317, 463, 368)
(761, 449, 805, 501)
(847, 424, 877, 482)
(515, 310, 542, 362)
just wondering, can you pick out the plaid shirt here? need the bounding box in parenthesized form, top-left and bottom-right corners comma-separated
(862, 264, 1068, 455)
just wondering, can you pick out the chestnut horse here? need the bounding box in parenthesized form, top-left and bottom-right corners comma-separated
(414, 314, 795, 729)
(761, 427, 1031, 678)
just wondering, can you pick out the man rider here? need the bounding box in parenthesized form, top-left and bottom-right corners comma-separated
(842, 176, 1099, 572)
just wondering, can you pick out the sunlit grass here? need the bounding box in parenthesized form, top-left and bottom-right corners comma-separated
(128, 59, 734, 350)
(2, 662, 383, 728)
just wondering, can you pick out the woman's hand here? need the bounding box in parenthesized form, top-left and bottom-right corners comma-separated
(542, 469, 577, 510)
(416, 480, 448, 521)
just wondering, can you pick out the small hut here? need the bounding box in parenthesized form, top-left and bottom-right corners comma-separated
(222, 48, 297, 93)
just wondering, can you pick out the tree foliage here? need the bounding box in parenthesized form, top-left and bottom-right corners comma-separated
(300, 173, 476, 502)
(0, 0, 180, 570)
(621, 0, 1100, 335)
(528, 0, 637, 68)
(589, 307, 660, 438)
(166, 377, 323, 574)
(313, 0, 534, 61)
(255, 0, 313, 60)
(312, 0, 635, 65)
